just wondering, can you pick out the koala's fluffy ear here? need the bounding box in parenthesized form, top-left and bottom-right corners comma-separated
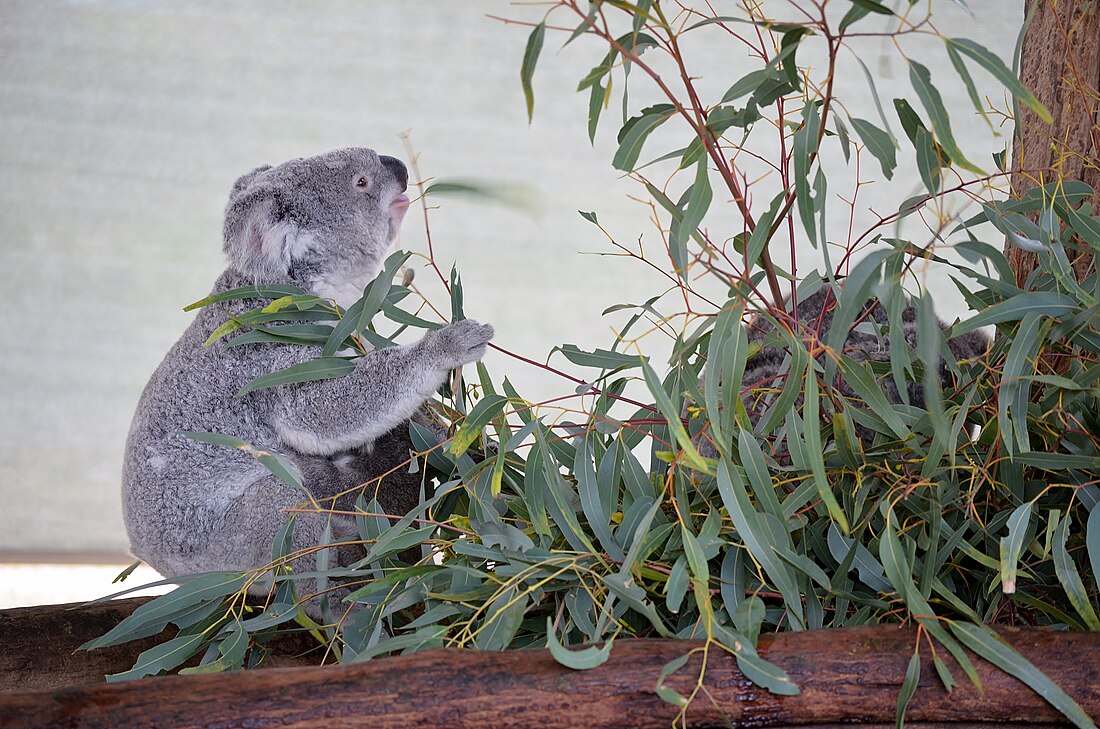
(223, 166, 313, 278)
(229, 165, 271, 197)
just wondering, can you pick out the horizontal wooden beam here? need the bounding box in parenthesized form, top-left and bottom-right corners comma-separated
(0, 597, 318, 694)
(0, 596, 1096, 728)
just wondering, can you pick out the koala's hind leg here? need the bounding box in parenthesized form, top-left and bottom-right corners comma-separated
(210, 475, 365, 621)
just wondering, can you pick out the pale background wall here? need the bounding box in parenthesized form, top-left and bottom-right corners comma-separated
(0, 1, 1022, 603)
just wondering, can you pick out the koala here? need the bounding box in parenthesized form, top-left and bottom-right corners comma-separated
(122, 147, 494, 615)
(689, 283, 990, 455)
(736, 285, 990, 441)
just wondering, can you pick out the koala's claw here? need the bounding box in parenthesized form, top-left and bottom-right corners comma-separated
(429, 320, 495, 369)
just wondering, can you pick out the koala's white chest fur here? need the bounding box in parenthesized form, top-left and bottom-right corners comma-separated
(311, 268, 381, 310)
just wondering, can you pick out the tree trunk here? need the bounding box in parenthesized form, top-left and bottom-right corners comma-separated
(1008, 0, 1100, 284)
(0, 603, 1097, 729)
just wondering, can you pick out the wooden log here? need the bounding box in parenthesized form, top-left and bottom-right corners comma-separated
(0, 597, 320, 694)
(0, 621, 1096, 728)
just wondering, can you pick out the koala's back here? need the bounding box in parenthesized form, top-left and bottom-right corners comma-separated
(122, 270, 295, 566)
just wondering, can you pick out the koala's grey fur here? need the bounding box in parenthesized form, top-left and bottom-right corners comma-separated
(734, 285, 989, 442)
(123, 148, 493, 614)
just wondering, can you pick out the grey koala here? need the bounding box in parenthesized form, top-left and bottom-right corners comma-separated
(122, 147, 494, 612)
(736, 285, 989, 441)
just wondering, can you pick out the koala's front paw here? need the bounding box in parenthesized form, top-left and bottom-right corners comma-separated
(427, 320, 495, 370)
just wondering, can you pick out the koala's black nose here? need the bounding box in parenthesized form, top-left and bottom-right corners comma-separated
(381, 156, 408, 192)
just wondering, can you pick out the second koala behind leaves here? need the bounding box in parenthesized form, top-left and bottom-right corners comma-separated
(697, 284, 989, 453)
(122, 148, 494, 617)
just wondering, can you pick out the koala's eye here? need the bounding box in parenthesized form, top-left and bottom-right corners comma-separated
(355, 176, 369, 189)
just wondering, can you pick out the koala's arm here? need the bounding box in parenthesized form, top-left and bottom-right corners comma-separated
(269, 319, 493, 455)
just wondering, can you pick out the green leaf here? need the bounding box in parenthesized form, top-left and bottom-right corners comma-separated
(476, 587, 528, 650)
(779, 27, 810, 90)
(896, 651, 921, 729)
(793, 100, 822, 247)
(834, 114, 851, 162)
(619, 496, 662, 574)
(323, 250, 411, 357)
(733, 595, 764, 643)
(533, 427, 600, 557)
(836, 354, 910, 441)
(665, 555, 689, 614)
(1054, 513, 1100, 630)
(999, 312, 1043, 453)
(237, 357, 355, 397)
(735, 649, 801, 696)
(179, 618, 248, 674)
(722, 69, 771, 103)
(801, 372, 849, 533)
(546, 618, 615, 670)
(848, 0, 893, 15)
(181, 430, 306, 492)
(849, 117, 897, 180)
(113, 560, 141, 584)
(705, 299, 748, 449)
(716, 458, 804, 629)
(1088, 506, 1100, 595)
(576, 435, 625, 562)
(680, 523, 709, 586)
(655, 653, 692, 707)
(856, 57, 894, 136)
(744, 192, 786, 271)
(107, 632, 208, 682)
(450, 394, 510, 456)
(914, 126, 943, 195)
(945, 37, 1052, 124)
(423, 179, 529, 211)
(602, 572, 672, 637)
(225, 323, 336, 349)
(449, 265, 465, 322)
(827, 524, 891, 592)
(261, 294, 328, 314)
(556, 344, 645, 370)
(670, 157, 712, 276)
(587, 81, 609, 142)
(353, 625, 449, 662)
(908, 60, 980, 173)
(999, 501, 1034, 594)
(880, 510, 982, 689)
(1066, 205, 1100, 251)
(737, 429, 782, 520)
(521, 22, 546, 122)
(82, 572, 246, 651)
(184, 284, 307, 312)
(949, 622, 1096, 729)
(952, 292, 1077, 334)
(945, 42, 993, 129)
(759, 328, 810, 435)
(613, 104, 675, 171)
(640, 358, 711, 473)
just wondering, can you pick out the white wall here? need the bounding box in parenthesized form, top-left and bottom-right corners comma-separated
(0, 1, 1023, 555)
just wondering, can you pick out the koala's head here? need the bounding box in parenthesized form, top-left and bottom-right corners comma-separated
(223, 147, 410, 308)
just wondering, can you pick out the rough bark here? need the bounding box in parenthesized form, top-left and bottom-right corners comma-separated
(0, 597, 319, 694)
(0, 608, 1097, 729)
(1009, 0, 1100, 284)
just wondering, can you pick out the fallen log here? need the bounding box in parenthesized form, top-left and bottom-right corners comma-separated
(0, 597, 320, 694)
(0, 601, 1096, 729)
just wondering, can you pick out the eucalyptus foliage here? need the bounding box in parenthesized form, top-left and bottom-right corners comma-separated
(90, 2, 1098, 726)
